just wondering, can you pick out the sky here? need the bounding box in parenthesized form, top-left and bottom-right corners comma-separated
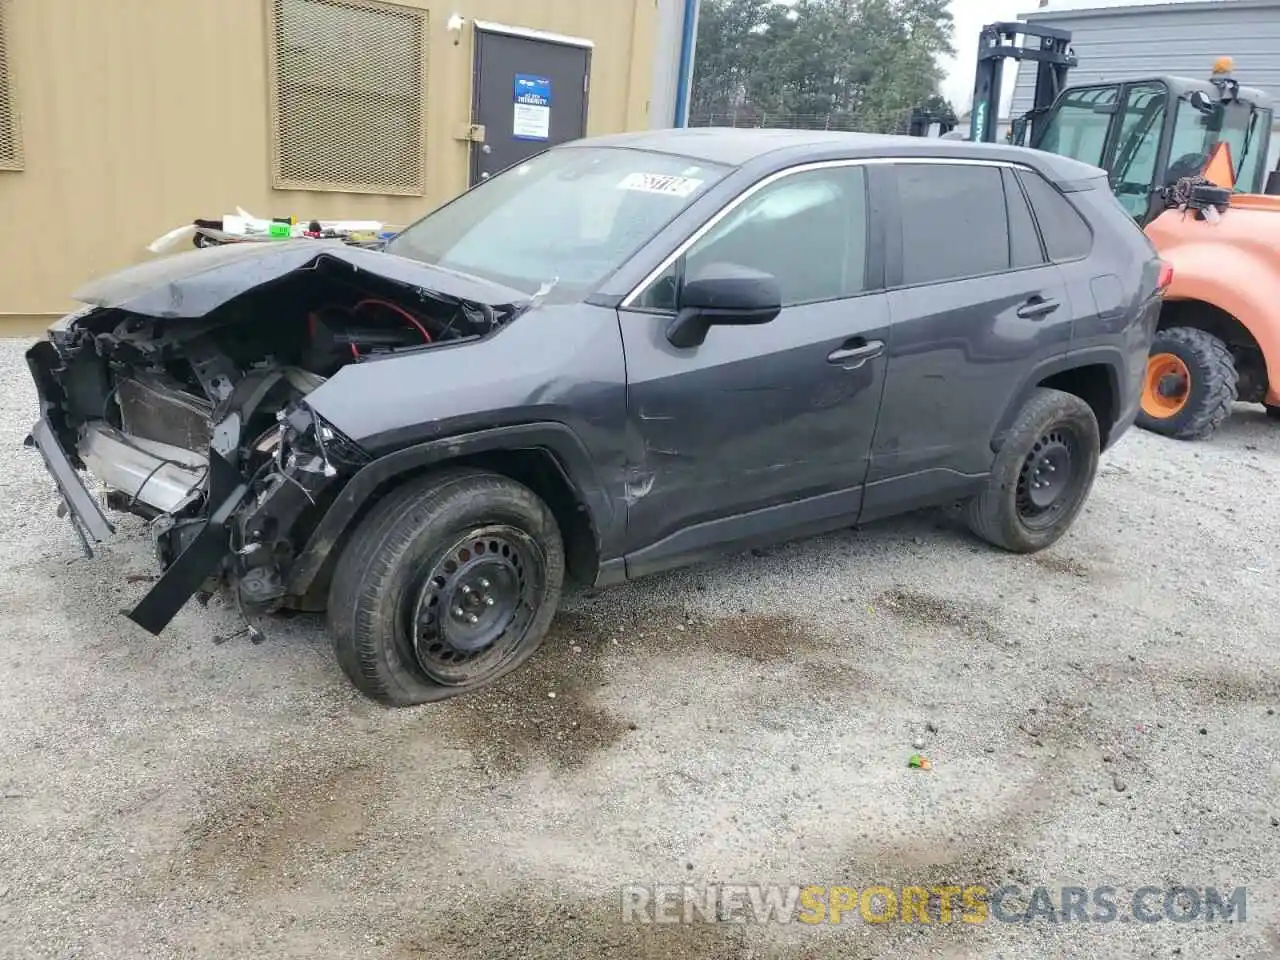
(766, 0, 1154, 115)
(938, 0, 1032, 111)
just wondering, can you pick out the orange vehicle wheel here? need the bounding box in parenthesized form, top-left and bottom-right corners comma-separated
(1141, 353, 1190, 419)
(1134, 327, 1237, 441)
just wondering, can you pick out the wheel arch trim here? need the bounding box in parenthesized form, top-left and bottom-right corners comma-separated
(991, 349, 1123, 453)
(286, 421, 615, 599)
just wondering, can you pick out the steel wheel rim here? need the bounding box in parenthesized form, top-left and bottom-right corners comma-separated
(409, 525, 544, 686)
(1016, 426, 1082, 530)
(1141, 353, 1190, 418)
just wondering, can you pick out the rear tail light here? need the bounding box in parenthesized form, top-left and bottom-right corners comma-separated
(1157, 260, 1174, 293)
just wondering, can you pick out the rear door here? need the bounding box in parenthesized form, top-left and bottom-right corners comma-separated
(1014, 166, 1115, 344)
(861, 160, 1074, 518)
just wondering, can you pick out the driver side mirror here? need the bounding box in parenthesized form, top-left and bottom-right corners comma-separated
(665, 263, 782, 349)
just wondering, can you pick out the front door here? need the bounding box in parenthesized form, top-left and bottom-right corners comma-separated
(618, 163, 891, 572)
(470, 25, 591, 186)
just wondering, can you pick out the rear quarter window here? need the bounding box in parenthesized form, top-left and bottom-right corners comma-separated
(1015, 169, 1094, 262)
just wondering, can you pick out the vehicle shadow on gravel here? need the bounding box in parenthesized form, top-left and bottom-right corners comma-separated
(430, 606, 871, 776)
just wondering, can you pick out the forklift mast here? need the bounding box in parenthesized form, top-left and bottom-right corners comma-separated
(971, 21, 1078, 144)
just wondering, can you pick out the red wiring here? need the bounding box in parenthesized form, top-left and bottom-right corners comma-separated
(306, 299, 428, 365)
(354, 298, 432, 344)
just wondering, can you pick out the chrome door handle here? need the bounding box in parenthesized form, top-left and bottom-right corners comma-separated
(827, 339, 884, 368)
(1017, 296, 1060, 319)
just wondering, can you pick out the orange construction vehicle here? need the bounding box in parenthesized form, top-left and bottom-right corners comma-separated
(966, 22, 1280, 440)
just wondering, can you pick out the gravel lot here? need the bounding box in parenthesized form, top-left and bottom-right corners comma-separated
(1, 335, 1278, 959)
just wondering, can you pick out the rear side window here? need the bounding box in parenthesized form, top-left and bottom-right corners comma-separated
(1016, 169, 1094, 261)
(895, 163, 1009, 285)
(1003, 168, 1045, 269)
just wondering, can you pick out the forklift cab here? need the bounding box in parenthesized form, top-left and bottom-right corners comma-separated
(1024, 64, 1274, 224)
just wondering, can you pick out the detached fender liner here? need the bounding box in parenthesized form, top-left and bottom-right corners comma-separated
(126, 449, 248, 636)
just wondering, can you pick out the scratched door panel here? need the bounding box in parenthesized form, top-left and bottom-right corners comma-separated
(619, 295, 891, 551)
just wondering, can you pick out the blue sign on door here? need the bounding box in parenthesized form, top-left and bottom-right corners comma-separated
(513, 74, 552, 141)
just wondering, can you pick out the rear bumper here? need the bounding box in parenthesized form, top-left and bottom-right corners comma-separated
(1105, 391, 1141, 451)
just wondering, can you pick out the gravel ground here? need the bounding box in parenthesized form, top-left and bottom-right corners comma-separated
(1, 335, 1278, 959)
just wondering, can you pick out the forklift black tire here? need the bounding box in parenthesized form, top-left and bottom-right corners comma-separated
(967, 388, 1100, 554)
(1266, 404, 1280, 421)
(1136, 327, 1238, 441)
(328, 467, 565, 708)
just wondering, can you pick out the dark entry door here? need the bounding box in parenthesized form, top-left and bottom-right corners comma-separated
(470, 26, 591, 186)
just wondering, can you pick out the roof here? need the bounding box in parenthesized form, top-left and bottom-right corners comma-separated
(558, 127, 1107, 184)
(560, 127, 888, 167)
(1024, 0, 1280, 17)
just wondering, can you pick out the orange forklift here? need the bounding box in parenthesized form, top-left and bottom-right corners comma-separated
(964, 21, 1280, 440)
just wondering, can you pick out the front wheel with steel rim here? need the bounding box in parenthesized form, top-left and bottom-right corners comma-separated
(410, 525, 545, 688)
(327, 468, 565, 707)
(966, 387, 1101, 553)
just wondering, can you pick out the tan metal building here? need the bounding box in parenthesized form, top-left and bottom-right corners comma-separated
(0, 0, 659, 334)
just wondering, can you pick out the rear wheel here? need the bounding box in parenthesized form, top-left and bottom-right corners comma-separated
(328, 468, 565, 707)
(1265, 404, 1280, 421)
(967, 388, 1100, 553)
(1136, 327, 1237, 440)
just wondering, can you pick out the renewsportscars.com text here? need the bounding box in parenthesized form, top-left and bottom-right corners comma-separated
(620, 883, 1247, 925)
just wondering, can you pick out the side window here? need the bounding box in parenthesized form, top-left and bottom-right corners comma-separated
(636, 166, 869, 311)
(1035, 85, 1120, 167)
(1110, 83, 1169, 218)
(1016, 169, 1093, 261)
(897, 163, 1009, 285)
(1003, 167, 1045, 269)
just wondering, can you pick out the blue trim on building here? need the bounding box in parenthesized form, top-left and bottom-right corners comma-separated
(673, 0, 699, 126)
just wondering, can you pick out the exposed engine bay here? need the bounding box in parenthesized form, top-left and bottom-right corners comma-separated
(29, 251, 522, 634)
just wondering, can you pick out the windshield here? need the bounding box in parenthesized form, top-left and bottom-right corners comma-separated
(385, 146, 729, 303)
(1167, 97, 1271, 193)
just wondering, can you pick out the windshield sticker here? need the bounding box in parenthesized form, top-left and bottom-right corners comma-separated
(617, 172, 705, 197)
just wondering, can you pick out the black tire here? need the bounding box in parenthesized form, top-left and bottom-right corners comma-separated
(967, 387, 1100, 553)
(328, 468, 565, 707)
(1135, 327, 1238, 441)
(1265, 404, 1280, 421)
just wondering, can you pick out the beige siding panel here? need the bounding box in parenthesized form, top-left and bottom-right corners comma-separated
(0, 0, 655, 325)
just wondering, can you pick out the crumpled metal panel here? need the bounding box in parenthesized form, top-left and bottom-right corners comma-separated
(69, 239, 529, 319)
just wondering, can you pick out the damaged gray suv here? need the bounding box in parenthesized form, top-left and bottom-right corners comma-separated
(26, 129, 1164, 706)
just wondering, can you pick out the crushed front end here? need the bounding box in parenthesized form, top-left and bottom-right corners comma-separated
(24, 245, 522, 634)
